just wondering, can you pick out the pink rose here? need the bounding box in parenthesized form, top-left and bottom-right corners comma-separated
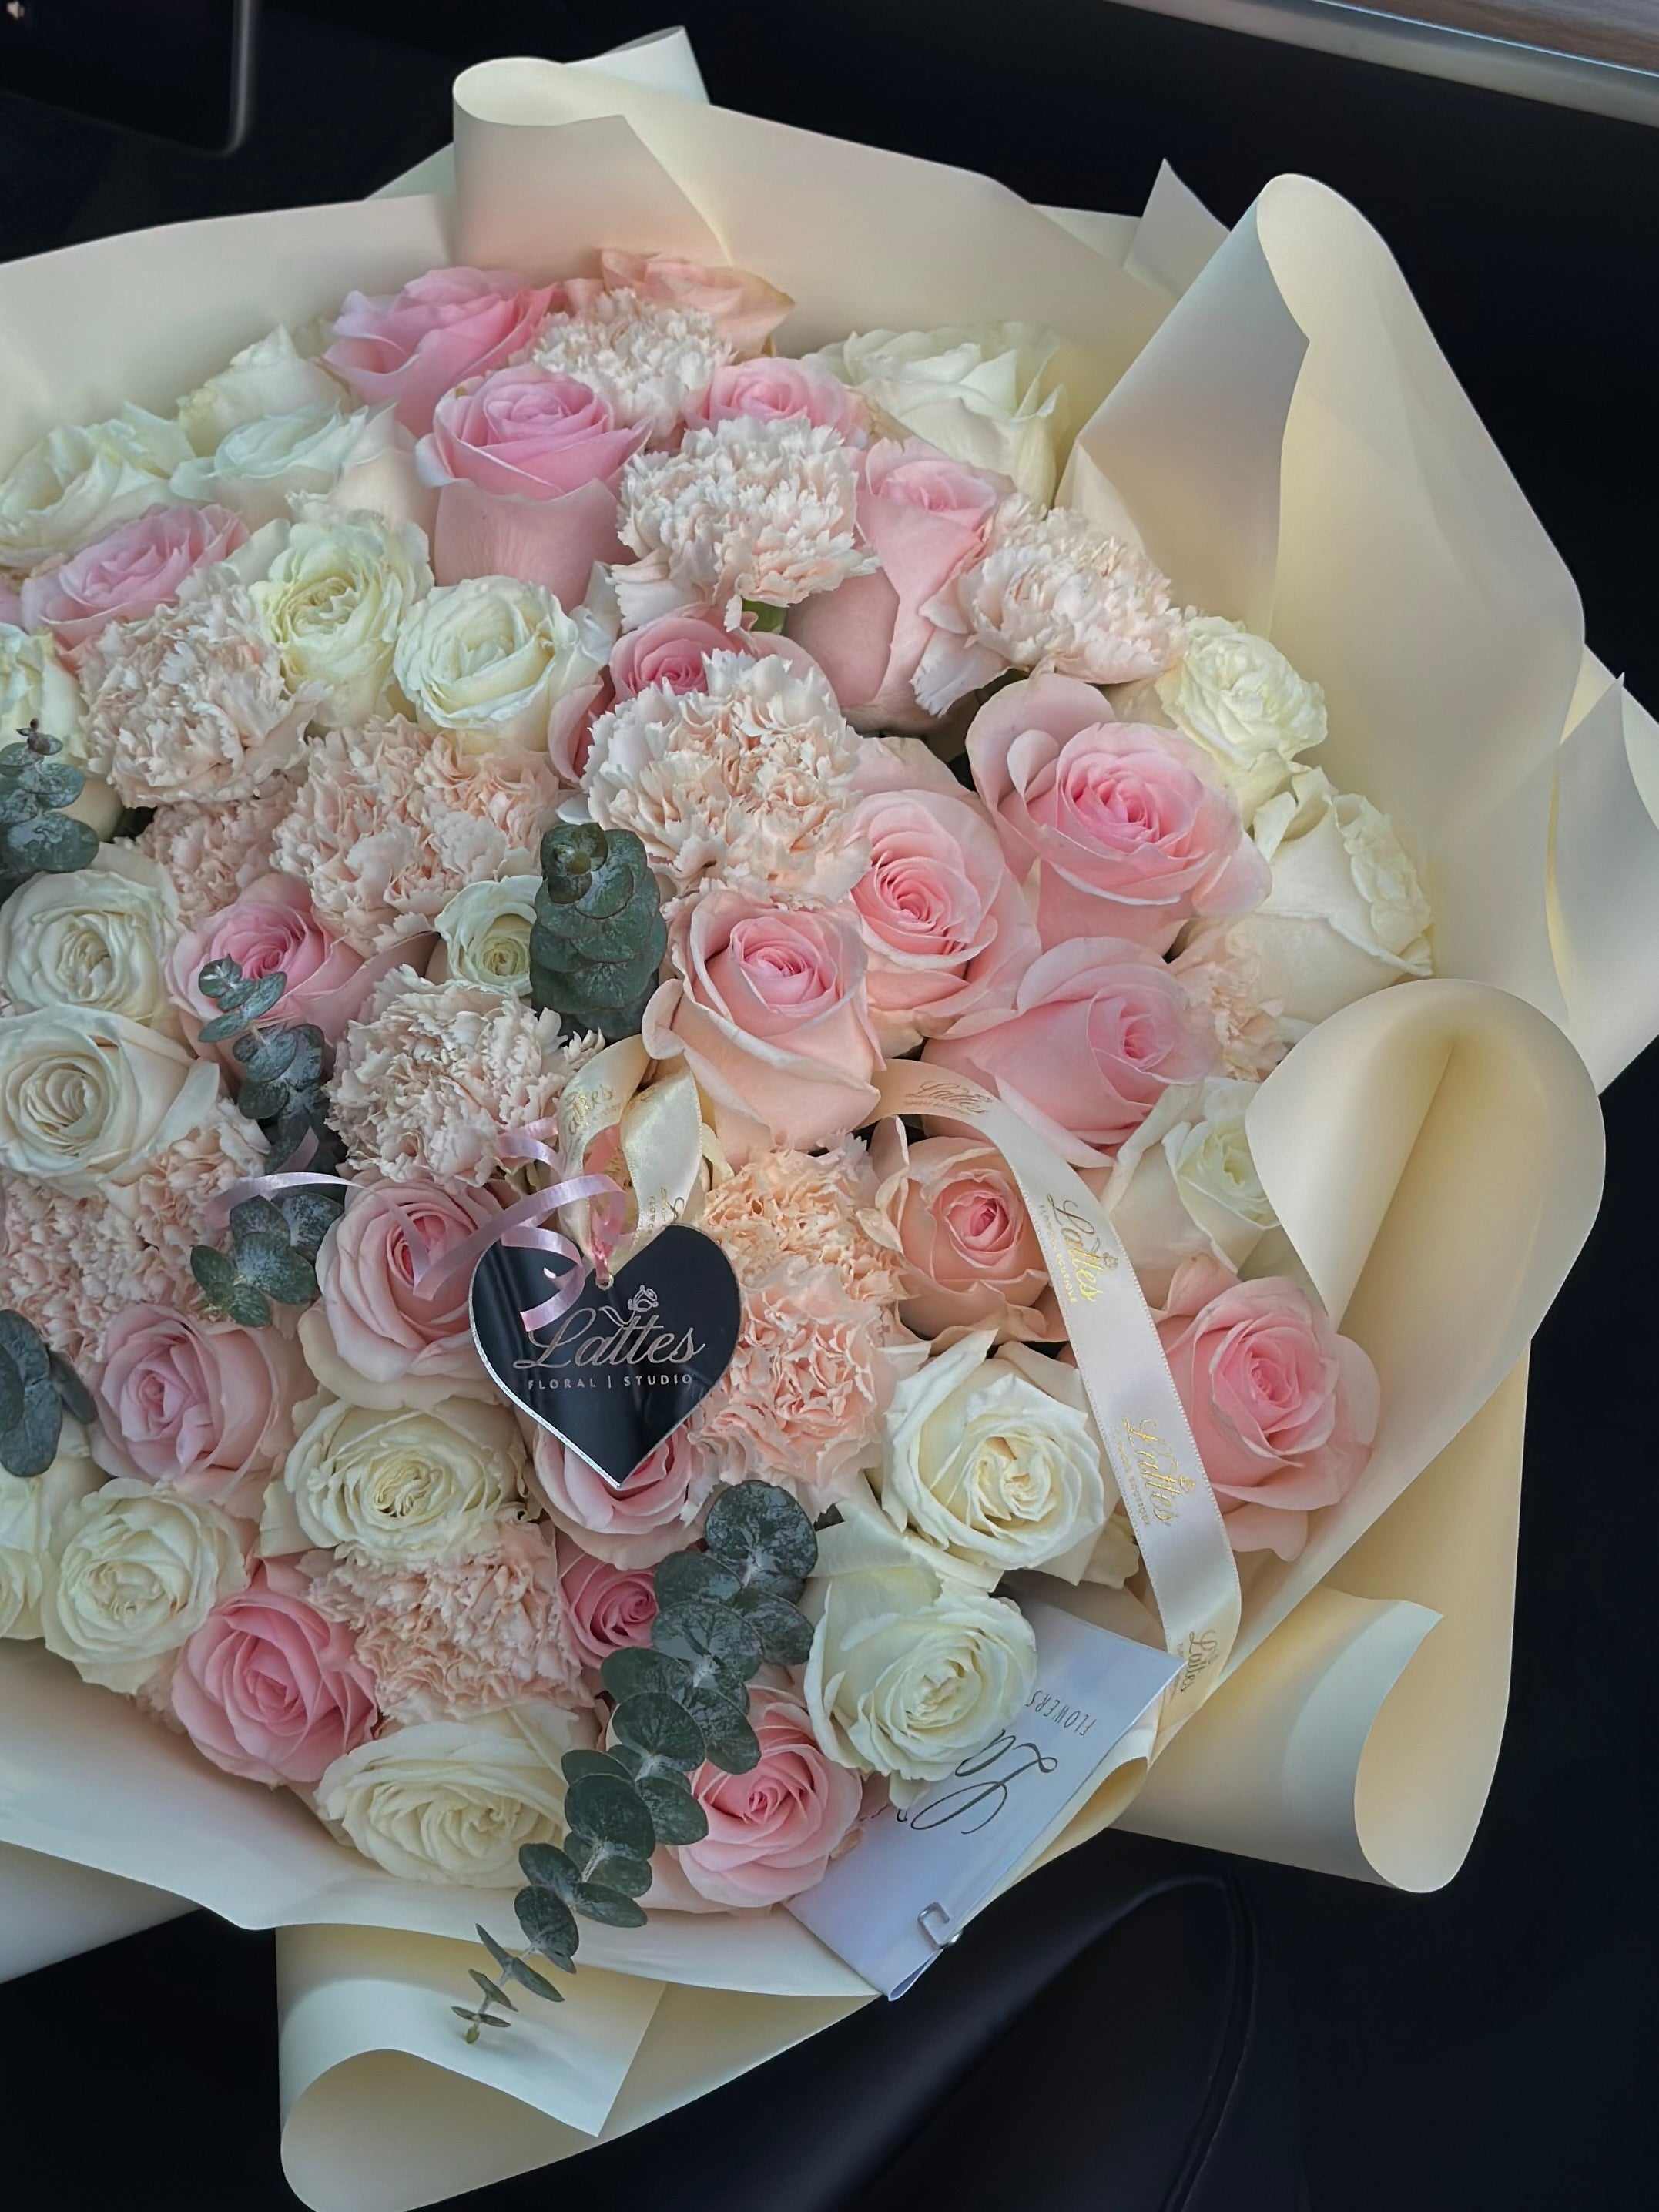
(643, 893, 880, 1165)
(789, 440, 1005, 732)
(872, 1124, 1060, 1343)
(21, 504, 247, 658)
(846, 737, 1037, 1052)
(167, 874, 402, 1058)
(169, 1559, 379, 1787)
(684, 357, 867, 441)
(967, 674, 1270, 951)
(666, 1681, 863, 1908)
(926, 937, 1222, 1165)
(597, 250, 793, 355)
(0, 582, 20, 626)
(608, 607, 822, 703)
(91, 1303, 310, 1519)
(417, 367, 645, 500)
(528, 1426, 718, 1570)
(323, 266, 559, 435)
(299, 1179, 499, 1409)
(1158, 1254, 1379, 1561)
(559, 1545, 659, 1671)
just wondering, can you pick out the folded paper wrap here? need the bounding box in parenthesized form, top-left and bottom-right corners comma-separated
(0, 26, 1636, 2208)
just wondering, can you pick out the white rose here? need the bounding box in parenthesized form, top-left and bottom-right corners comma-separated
(170, 403, 404, 531)
(1112, 615, 1326, 824)
(1098, 1075, 1277, 1305)
(0, 1007, 220, 1195)
(0, 627, 121, 836)
(0, 1439, 102, 1639)
(39, 1476, 246, 1691)
(803, 1503, 1037, 1797)
(432, 877, 539, 997)
(176, 327, 347, 455)
(811, 324, 1063, 504)
(0, 407, 189, 569)
(0, 848, 179, 1031)
(315, 1702, 592, 1885)
(1193, 766, 1433, 1032)
(392, 575, 599, 752)
(878, 1329, 1107, 1579)
(263, 1392, 527, 1567)
(250, 510, 432, 728)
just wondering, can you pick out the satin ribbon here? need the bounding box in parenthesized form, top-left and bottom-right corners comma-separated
(875, 1064, 1242, 1734)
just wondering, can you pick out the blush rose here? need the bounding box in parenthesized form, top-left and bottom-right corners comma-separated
(925, 937, 1222, 1165)
(967, 672, 1270, 951)
(644, 891, 880, 1163)
(21, 503, 247, 658)
(528, 1426, 718, 1570)
(608, 607, 821, 702)
(872, 1124, 1059, 1343)
(323, 266, 559, 435)
(167, 873, 401, 1057)
(559, 1546, 659, 1671)
(416, 366, 645, 500)
(169, 1558, 379, 1787)
(684, 357, 868, 441)
(1158, 1254, 1379, 1560)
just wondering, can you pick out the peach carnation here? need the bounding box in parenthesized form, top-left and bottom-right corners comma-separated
(273, 718, 559, 955)
(1170, 921, 1289, 1081)
(0, 1174, 180, 1369)
(919, 500, 1184, 714)
(330, 967, 599, 1187)
(702, 1141, 907, 1311)
(134, 774, 305, 930)
(616, 417, 877, 628)
(126, 1096, 270, 1272)
(82, 581, 312, 806)
(694, 1262, 920, 1513)
(584, 650, 866, 907)
(530, 287, 734, 442)
(308, 1522, 586, 1723)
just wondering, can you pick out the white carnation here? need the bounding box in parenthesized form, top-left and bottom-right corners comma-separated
(530, 287, 733, 441)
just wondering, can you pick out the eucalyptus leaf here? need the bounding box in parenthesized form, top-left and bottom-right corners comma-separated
(699, 1708, 762, 1777)
(469, 1969, 516, 2011)
(561, 1748, 636, 1786)
(636, 1774, 709, 1846)
(570, 1882, 648, 1930)
(652, 1550, 740, 1609)
(196, 1009, 249, 1045)
(476, 1925, 516, 1973)
(277, 1188, 345, 1259)
(236, 973, 289, 1021)
(0, 1380, 62, 1478)
(514, 1885, 579, 1966)
(46, 1351, 95, 1427)
(224, 1283, 274, 1330)
(652, 1597, 763, 1684)
(189, 1246, 239, 1309)
(5, 809, 98, 873)
(233, 1234, 317, 1306)
(0, 1348, 22, 1434)
(228, 1196, 287, 1243)
(563, 1774, 655, 1860)
(19, 759, 82, 809)
(234, 1026, 300, 1081)
(730, 1587, 815, 1666)
(0, 1311, 49, 1387)
(196, 957, 246, 1005)
(610, 1692, 704, 1773)
(504, 1956, 565, 2002)
(234, 1079, 288, 1124)
(518, 1843, 581, 1899)
(704, 1480, 817, 1594)
(600, 1645, 691, 1705)
(579, 1845, 653, 1899)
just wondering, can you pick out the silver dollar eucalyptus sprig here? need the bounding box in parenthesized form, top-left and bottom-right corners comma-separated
(0, 1309, 96, 1478)
(456, 1480, 819, 2040)
(0, 724, 100, 907)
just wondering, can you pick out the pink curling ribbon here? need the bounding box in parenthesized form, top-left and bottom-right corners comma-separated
(206, 1117, 625, 1336)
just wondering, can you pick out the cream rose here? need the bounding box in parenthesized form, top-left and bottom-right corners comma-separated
(392, 575, 598, 752)
(1096, 1076, 1278, 1306)
(314, 1701, 592, 1885)
(877, 1330, 1107, 1579)
(0, 1008, 220, 1195)
(1190, 766, 1433, 1032)
(170, 402, 404, 531)
(263, 1393, 527, 1567)
(0, 850, 179, 1032)
(250, 510, 432, 727)
(0, 407, 189, 568)
(1113, 615, 1327, 824)
(0, 622, 84, 749)
(0, 1440, 102, 1640)
(39, 1476, 247, 1691)
(176, 327, 347, 455)
(431, 877, 538, 997)
(803, 1503, 1037, 1795)
(810, 325, 1064, 504)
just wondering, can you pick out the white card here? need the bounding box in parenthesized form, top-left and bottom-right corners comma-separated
(787, 1599, 1181, 1996)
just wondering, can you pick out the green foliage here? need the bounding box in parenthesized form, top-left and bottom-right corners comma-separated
(0, 726, 99, 907)
(0, 1310, 94, 1479)
(466, 1480, 820, 2036)
(528, 823, 666, 1043)
(196, 955, 341, 1174)
(190, 1188, 346, 1331)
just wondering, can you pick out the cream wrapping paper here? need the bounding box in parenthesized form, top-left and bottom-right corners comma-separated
(0, 30, 1637, 2206)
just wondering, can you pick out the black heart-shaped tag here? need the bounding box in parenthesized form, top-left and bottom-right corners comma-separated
(469, 1224, 740, 1490)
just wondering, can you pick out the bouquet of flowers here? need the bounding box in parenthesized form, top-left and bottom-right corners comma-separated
(0, 36, 1636, 2204)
